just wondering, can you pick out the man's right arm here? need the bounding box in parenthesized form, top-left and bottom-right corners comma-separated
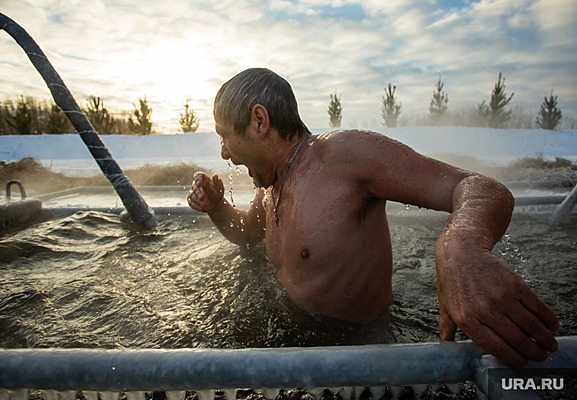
(187, 172, 265, 246)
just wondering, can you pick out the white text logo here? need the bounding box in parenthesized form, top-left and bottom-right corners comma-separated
(501, 377, 564, 391)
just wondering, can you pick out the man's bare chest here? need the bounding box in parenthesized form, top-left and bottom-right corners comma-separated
(261, 182, 386, 269)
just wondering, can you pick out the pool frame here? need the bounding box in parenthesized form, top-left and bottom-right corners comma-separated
(0, 337, 576, 400)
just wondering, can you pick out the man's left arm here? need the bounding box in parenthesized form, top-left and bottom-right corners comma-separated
(435, 174, 560, 366)
(349, 131, 560, 366)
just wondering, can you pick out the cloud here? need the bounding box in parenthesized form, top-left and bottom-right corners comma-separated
(1, 0, 575, 133)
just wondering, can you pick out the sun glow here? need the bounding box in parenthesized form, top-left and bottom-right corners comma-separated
(118, 37, 225, 133)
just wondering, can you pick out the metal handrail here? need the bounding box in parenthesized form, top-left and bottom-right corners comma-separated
(1, 337, 576, 398)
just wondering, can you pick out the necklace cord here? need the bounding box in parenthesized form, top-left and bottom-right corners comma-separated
(273, 135, 309, 224)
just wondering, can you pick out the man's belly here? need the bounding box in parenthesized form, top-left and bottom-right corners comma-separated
(262, 188, 393, 322)
(267, 233, 394, 323)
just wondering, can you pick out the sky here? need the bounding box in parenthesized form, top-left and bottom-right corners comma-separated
(1, 0, 576, 133)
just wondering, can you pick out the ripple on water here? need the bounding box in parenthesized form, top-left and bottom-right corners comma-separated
(0, 211, 575, 348)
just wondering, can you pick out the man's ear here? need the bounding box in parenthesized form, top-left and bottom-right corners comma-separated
(252, 104, 269, 137)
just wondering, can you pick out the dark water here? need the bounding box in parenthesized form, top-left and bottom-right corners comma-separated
(0, 210, 576, 350)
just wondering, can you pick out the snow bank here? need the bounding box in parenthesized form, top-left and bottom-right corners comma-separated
(382, 127, 577, 164)
(1, 127, 576, 175)
(0, 132, 225, 175)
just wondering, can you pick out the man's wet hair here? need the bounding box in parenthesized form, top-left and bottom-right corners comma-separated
(214, 68, 310, 140)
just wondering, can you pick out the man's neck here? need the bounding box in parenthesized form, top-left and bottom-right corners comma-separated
(273, 132, 309, 190)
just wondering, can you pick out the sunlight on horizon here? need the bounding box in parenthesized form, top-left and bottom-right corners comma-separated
(127, 38, 224, 132)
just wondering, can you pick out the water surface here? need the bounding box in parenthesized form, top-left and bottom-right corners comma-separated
(1, 210, 575, 349)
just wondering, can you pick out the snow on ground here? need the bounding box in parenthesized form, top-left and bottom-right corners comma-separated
(1, 127, 576, 176)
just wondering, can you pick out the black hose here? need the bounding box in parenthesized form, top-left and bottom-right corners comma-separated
(0, 12, 156, 229)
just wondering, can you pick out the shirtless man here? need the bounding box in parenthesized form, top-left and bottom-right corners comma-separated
(187, 68, 559, 366)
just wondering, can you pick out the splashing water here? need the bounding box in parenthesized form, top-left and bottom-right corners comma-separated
(226, 160, 236, 208)
(225, 161, 249, 234)
(496, 233, 527, 269)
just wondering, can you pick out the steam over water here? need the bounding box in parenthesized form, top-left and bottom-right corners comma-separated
(0, 210, 575, 349)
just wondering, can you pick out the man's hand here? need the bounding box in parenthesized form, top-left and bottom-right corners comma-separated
(435, 237, 560, 367)
(187, 172, 225, 213)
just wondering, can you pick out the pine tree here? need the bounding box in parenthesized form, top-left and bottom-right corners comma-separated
(115, 113, 131, 135)
(535, 91, 562, 130)
(477, 72, 514, 128)
(429, 76, 448, 125)
(381, 83, 401, 128)
(0, 101, 10, 135)
(179, 100, 200, 133)
(8, 96, 36, 134)
(327, 91, 342, 128)
(128, 96, 154, 135)
(85, 95, 117, 134)
(46, 103, 72, 134)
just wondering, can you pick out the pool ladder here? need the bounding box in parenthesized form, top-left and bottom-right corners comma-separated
(0, 181, 42, 231)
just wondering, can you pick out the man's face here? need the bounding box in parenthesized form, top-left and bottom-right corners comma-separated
(215, 119, 267, 188)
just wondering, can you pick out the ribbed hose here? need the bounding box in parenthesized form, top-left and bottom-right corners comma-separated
(0, 12, 156, 229)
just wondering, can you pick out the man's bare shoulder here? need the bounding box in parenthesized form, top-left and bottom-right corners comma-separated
(311, 129, 470, 206)
(314, 129, 408, 166)
(317, 129, 406, 148)
(317, 129, 384, 142)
